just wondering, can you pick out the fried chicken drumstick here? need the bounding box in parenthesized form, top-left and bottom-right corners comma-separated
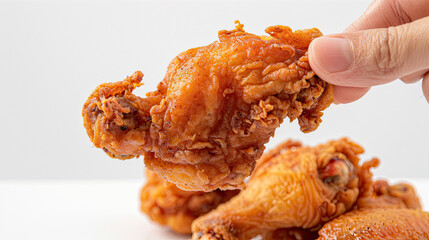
(82, 22, 334, 191)
(140, 170, 239, 234)
(191, 138, 378, 240)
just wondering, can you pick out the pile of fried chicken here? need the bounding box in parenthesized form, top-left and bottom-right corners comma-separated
(82, 22, 429, 239)
(142, 138, 428, 239)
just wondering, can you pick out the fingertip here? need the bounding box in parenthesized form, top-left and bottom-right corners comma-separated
(401, 70, 427, 84)
(309, 36, 353, 74)
(309, 36, 357, 88)
(308, 37, 327, 78)
(422, 73, 429, 103)
(333, 86, 370, 104)
(308, 38, 321, 73)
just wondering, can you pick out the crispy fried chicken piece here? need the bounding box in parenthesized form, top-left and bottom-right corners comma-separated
(191, 138, 377, 240)
(316, 155, 425, 239)
(317, 208, 429, 239)
(268, 229, 319, 240)
(82, 22, 334, 191)
(317, 176, 427, 239)
(355, 179, 421, 210)
(264, 179, 423, 240)
(140, 140, 300, 236)
(196, 228, 318, 240)
(140, 170, 239, 234)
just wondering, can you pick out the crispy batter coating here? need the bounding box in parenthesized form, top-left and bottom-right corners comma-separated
(317, 177, 426, 239)
(268, 228, 319, 240)
(191, 138, 376, 240)
(196, 228, 318, 240)
(317, 208, 429, 239)
(82, 22, 334, 191)
(355, 179, 421, 210)
(140, 170, 239, 234)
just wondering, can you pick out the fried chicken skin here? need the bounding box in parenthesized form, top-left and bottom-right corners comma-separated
(317, 208, 429, 239)
(82, 22, 334, 191)
(317, 178, 427, 239)
(355, 179, 421, 210)
(191, 138, 377, 240)
(196, 228, 318, 240)
(140, 170, 239, 234)
(267, 181, 422, 240)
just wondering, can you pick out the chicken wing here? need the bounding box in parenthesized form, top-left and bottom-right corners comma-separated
(82, 22, 334, 191)
(355, 179, 421, 210)
(317, 208, 429, 239)
(140, 170, 239, 234)
(317, 178, 427, 239)
(191, 138, 378, 240)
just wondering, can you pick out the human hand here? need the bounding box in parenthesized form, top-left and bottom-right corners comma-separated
(308, 0, 429, 103)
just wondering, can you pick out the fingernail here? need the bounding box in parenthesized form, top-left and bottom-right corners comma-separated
(311, 37, 353, 73)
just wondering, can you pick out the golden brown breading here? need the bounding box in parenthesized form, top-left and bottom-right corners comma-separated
(355, 179, 421, 210)
(140, 170, 239, 234)
(317, 208, 429, 239)
(196, 228, 318, 240)
(191, 138, 377, 240)
(316, 178, 426, 239)
(82, 22, 334, 191)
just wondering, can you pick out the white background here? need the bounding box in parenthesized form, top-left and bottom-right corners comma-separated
(1, 0, 428, 181)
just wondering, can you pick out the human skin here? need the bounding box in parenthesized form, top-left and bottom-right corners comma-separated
(308, 0, 429, 103)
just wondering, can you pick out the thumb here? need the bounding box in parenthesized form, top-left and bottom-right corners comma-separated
(309, 16, 429, 88)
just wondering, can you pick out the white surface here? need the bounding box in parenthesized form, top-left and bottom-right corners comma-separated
(1, 0, 429, 180)
(0, 180, 184, 240)
(0, 179, 428, 240)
